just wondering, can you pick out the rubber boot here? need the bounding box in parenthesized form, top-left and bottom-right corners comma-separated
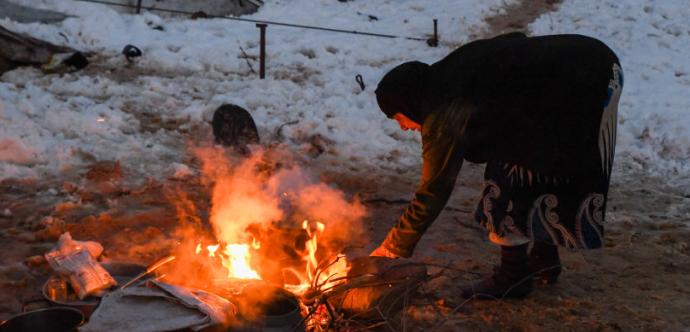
(529, 241, 562, 285)
(461, 244, 533, 299)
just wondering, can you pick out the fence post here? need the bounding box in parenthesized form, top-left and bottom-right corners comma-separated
(427, 19, 438, 47)
(136, 0, 143, 14)
(256, 23, 267, 79)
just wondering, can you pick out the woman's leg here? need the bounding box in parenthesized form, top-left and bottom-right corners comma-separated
(529, 241, 562, 284)
(460, 243, 533, 299)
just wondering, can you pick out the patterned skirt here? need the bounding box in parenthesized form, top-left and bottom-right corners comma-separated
(473, 162, 608, 249)
(473, 63, 623, 249)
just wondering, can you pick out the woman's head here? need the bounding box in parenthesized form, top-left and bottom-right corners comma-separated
(375, 61, 431, 126)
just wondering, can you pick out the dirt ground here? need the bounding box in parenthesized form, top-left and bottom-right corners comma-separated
(1, 0, 689, 330)
(1, 158, 688, 331)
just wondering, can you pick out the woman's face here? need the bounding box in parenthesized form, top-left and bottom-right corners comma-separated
(393, 113, 422, 132)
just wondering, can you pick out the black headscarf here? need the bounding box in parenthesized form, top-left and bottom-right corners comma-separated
(375, 61, 431, 124)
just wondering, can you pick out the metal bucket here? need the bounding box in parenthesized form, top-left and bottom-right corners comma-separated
(0, 307, 83, 332)
(230, 281, 304, 332)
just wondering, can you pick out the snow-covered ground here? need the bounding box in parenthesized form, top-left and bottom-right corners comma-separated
(0, 0, 512, 181)
(530, 0, 690, 187)
(0, 0, 689, 190)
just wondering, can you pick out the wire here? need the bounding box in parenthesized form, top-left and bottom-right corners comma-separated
(73, 0, 428, 41)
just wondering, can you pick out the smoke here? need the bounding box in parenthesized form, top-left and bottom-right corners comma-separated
(165, 144, 365, 289)
(205, 150, 284, 245)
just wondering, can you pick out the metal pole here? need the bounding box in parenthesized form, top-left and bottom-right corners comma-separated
(256, 23, 267, 79)
(434, 18, 438, 42)
(427, 18, 439, 47)
(136, 0, 142, 14)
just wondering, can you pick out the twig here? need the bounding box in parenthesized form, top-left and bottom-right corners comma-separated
(324, 298, 338, 330)
(421, 261, 484, 277)
(59, 32, 69, 43)
(292, 300, 319, 332)
(274, 120, 299, 140)
(375, 306, 396, 331)
(444, 206, 473, 213)
(429, 296, 476, 331)
(362, 197, 409, 205)
(355, 321, 387, 331)
(453, 216, 488, 239)
(430, 265, 563, 331)
(401, 280, 410, 332)
(313, 254, 346, 289)
(238, 45, 256, 74)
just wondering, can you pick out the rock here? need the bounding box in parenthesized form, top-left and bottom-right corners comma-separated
(36, 216, 66, 241)
(171, 163, 194, 179)
(144, 226, 163, 238)
(25, 255, 46, 267)
(16, 232, 36, 243)
(85, 161, 122, 182)
(54, 201, 80, 213)
(211, 104, 260, 154)
(62, 181, 79, 194)
(0, 292, 21, 317)
(0, 262, 31, 287)
(29, 243, 55, 256)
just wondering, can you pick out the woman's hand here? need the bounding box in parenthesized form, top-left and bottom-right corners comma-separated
(370, 245, 401, 258)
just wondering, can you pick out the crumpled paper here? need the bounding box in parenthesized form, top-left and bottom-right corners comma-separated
(44, 232, 115, 299)
(50, 232, 104, 259)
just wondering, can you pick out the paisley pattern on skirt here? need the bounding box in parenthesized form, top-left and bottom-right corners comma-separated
(474, 176, 607, 249)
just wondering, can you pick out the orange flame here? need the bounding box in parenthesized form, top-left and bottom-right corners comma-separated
(195, 242, 261, 280)
(282, 220, 348, 294)
(207, 244, 220, 257)
(221, 244, 260, 280)
(171, 147, 364, 296)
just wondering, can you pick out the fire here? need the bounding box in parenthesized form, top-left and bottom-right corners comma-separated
(283, 220, 348, 294)
(193, 219, 348, 295)
(208, 244, 220, 257)
(195, 242, 261, 280)
(221, 244, 261, 280)
(170, 147, 365, 297)
(304, 220, 323, 280)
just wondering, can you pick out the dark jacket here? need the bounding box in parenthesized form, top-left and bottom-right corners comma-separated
(379, 33, 621, 257)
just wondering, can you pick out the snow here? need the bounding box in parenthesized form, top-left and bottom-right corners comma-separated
(0, 0, 688, 190)
(171, 162, 193, 179)
(0, 0, 512, 181)
(529, 0, 690, 186)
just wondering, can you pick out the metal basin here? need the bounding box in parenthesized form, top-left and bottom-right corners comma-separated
(0, 307, 83, 332)
(42, 261, 147, 318)
(230, 281, 304, 332)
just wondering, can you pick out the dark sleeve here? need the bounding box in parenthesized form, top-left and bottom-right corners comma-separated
(381, 120, 465, 258)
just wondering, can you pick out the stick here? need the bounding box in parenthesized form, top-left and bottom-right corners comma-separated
(119, 255, 176, 290)
(238, 45, 256, 74)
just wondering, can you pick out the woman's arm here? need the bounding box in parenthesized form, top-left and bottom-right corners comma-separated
(376, 121, 465, 258)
